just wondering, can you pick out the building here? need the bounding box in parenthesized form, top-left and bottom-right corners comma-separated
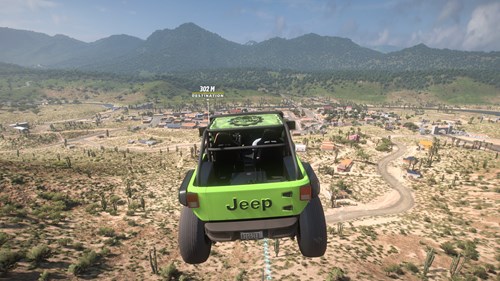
(139, 139, 157, 146)
(406, 169, 422, 179)
(295, 144, 307, 152)
(166, 124, 181, 129)
(337, 159, 353, 172)
(431, 125, 453, 135)
(419, 140, 433, 150)
(320, 141, 337, 151)
(348, 134, 360, 142)
(181, 123, 197, 129)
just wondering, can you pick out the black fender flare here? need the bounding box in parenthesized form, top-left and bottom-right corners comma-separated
(302, 162, 320, 198)
(178, 169, 195, 206)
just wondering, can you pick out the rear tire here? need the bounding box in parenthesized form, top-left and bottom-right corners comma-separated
(297, 197, 327, 257)
(178, 207, 211, 264)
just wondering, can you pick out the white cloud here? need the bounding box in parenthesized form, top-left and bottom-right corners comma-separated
(408, 25, 464, 49)
(438, 0, 463, 23)
(463, 2, 500, 51)
(274, 16, 286, 36)
(372, 28, 390, 46)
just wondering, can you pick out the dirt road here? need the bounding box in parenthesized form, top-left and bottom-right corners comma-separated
(326, 142, 414, 223)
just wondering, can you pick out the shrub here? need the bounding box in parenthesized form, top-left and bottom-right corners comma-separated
(405, 262, 419, 274)
(97, 227, 115, 237)
(235, 269, 246, 281)
(471, 265, 488, 280)
(0, 249, 21, 274)
(375, 138, 393, 152)
(68, 250, 99, 276)
(57, 238, 72, 247)
(458, 240, 479, 261)
(72, 242, 85, 251)
(160, 262, 179, 280)
(27, 244, 51, 265)
(104, 237, 121, 247)
(38, 191, 79, 210)
(85, 203, 101, 215)
(0, 232, 9, 247)
(327, 267, 346, 281)
(483, 263, 496, 274)
(384, 263, 404, 276)
(440, 241, 458, 256)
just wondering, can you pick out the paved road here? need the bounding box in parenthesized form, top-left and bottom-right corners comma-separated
(325, 142, 415, 223)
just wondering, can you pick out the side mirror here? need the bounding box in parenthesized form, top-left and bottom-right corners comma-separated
(286, 120, 296, 130)
(198, 127, 207, 137)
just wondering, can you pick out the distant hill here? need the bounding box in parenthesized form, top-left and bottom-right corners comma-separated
(0, 27, 85, 66)
(0, 27, 143, 68)
(0, 23, 499, 73)
(54, 34, 144, 68)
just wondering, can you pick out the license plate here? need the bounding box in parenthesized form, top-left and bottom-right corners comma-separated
(240, 231, 263, 240)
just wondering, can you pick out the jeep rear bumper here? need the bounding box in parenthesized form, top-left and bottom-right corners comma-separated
(204, 216, 297, 242)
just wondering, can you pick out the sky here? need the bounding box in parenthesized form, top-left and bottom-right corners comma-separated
(0, 0, 499, 52)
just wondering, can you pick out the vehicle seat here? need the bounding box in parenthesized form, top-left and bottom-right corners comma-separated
(213, 132, 238, 183)
(256, 130, 284, 178)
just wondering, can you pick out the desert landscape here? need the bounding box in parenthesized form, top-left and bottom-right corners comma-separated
(1, 100, 498, 281)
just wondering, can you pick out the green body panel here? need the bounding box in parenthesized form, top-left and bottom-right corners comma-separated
(188, 160, 309, 222)
(209, 113, 283, 130)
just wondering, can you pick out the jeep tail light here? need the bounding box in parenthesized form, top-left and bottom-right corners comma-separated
(300, 185, 312, 201)
(187, 193, 199, 208)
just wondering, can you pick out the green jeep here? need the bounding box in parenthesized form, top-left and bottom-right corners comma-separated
(178, 111, 327, 264)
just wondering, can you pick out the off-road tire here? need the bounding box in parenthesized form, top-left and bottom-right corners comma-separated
(178, 207, 211, 264)
(297, 196, 327, 257)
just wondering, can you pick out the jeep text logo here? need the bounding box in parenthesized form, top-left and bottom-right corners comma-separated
(226, 197, 272, 211)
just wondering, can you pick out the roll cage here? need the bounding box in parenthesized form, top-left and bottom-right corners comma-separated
(195, 111, 300, 186)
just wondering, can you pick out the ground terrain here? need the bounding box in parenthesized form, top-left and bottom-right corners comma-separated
(0, 101, 499, 281)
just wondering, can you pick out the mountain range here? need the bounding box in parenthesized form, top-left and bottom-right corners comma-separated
(0, 23, 498, 74)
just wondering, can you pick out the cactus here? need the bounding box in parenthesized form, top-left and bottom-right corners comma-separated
(274, 239, 280, 257)
(125, 182, 133, 201)
(100, 194, 107, 211)
(149, 246, 158, 274)
(423, 247, 435, 279)
(65, 157, 72, 168)
(337, 222, 344, 237)
(140, 196, 145, 212)
(450, 253, 466, 277)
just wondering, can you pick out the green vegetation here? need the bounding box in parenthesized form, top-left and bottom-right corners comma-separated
(68, 250, 100, 276)
(26, 244, 51, 267)
(0, 62, 498, 111)
(0, 249, 21, 274)
(375, 138, 393, 152)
